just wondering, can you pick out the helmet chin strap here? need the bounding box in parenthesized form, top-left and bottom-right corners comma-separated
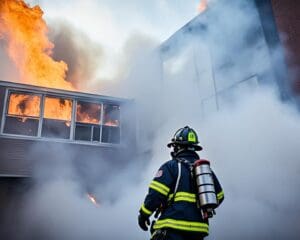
(171, 145, 196, 157)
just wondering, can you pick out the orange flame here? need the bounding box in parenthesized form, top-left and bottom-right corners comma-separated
(198, 0, 208, 13)
(0, 0, 74, 90)
(44, 97, 72, 124)
(8, 93, 40, 117)
(76, 102, 101, 124)
(104, 120, 119, 127)
(7, 93, 73, 125)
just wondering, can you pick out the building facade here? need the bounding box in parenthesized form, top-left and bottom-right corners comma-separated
(159, 0, 300, 116)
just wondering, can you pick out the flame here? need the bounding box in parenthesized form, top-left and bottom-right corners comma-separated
(103, 105, 120, 127)
(44, 97, 72, 122)
(197, 0, 208, 13)
(7, 93, 73, 125)
(104, 120, 119, 127)
(8, 93, 40, 118)
(87, 193, 100, 207)
(0, 0, 73, 90)
(76, 102, 101, 124)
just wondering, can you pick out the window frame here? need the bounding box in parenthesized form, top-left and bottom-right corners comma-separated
(1, 89, 43, 137)
(0, 87, 122, 146)
(73, 100, 103, 143)
(41, 95, 74, 140)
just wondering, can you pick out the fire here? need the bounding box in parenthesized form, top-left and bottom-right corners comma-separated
(44, 97, 72, 122)
(198, 0, 208, 13)
(104, 120, 119, 127)
(7, 93, 73, 124)
(76, 102, 101, 124)
(8, 93, 40, 118)
(87, 193, 100, 207)
(0, 0, 73, 90)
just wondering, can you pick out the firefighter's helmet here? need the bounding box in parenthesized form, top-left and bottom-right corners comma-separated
(167, 126, 203, 151)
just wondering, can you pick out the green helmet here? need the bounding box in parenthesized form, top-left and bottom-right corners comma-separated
(167, 126, 203, 151)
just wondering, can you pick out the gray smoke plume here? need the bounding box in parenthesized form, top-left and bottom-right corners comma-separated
(50, 21, 104, 90)
(2, 0, 300, 240)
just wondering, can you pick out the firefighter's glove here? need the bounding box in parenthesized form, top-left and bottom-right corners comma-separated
(138, 213, 150, 231)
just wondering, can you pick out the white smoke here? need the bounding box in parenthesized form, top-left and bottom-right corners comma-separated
(201, 89, 300, 240)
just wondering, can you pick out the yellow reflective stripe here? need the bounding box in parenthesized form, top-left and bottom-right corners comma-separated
(141, 204, 152, 215)
(168, 193, 174, 201)
(150, 185, 168, 196)
(149, 181, 170, 196)
(175, 192, 196, 198)
(151, 181, 170, 193)
(175, 192, 196, 203)
(174, 196, 196, 203)
(154, 218, 209, 233)
(168, 192, 196, 203)
(217, 190, 224, 200)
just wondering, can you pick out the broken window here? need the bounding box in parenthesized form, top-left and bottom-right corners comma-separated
(102, 104, 120, 144)
(75, 101, 101, 142)
(41, 96, 72, 139)
(3, 92, 40, 136)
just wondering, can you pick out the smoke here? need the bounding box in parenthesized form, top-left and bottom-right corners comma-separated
(49, 21, 104, 90)
(2, 0, 300, 240)
(201, 89, 300, 240)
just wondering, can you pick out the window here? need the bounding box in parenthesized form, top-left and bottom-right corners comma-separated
(102, 104, 120, 143)
(1, 89, 122, 145)
(3, 92, 41, 136)
(41, 96, 72, 139)
(75, 101, 101, 142)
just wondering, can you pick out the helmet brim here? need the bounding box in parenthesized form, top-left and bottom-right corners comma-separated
(167, 142, 203, 151)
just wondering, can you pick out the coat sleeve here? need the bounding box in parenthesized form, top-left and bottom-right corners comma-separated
(139, 161, 176, 217)
(212, 170, 224, 206)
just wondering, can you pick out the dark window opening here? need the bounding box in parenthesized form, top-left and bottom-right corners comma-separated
(75, 124, 100, 142)
(4, 116, 38, 136)
(102, 126, 120, 144)
(75, 124, 91, 141)
(93, 126, 100, 142)
(41, 119, 70, 139)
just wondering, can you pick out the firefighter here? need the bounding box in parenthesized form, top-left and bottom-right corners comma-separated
(138, 126, 224, 240)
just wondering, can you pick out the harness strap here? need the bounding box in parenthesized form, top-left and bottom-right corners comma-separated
(174, 161, 181, 195)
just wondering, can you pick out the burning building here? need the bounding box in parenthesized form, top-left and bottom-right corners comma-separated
(0, 1, 137, 233)
(0, 79, 136, 234)
(0, 81, 135, 187)
(159, 0, 300, 115)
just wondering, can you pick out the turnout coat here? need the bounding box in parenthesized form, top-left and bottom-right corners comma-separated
(139, 150, 224, 237)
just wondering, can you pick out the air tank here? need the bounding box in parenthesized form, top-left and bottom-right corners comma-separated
(194, 159, 218, 210)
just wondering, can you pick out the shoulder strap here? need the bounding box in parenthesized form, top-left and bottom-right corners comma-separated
(174, 161, 181, 196)
(168, 158, 194, 205)
(167, 159, 182, 206)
